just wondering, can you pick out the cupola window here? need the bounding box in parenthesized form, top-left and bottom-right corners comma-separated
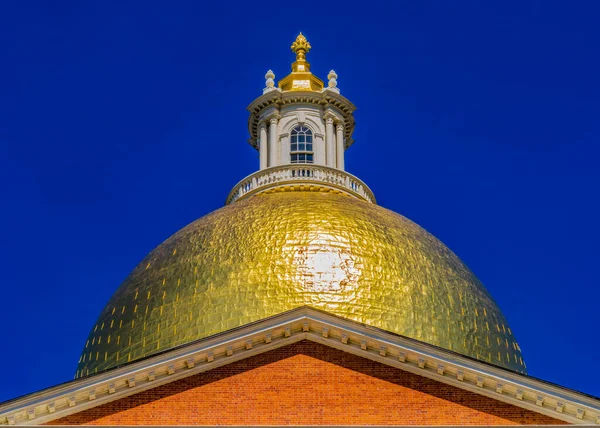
(290, 125, 314, 164)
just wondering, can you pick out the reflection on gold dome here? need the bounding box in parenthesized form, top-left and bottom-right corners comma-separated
(76, 190, 525, 377)
(290, 232, 361, 296)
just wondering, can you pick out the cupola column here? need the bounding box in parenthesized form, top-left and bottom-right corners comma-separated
(259, 122, 268, 170)
(268, 116, 279, 167)
(336, 123, 345, 170)
(325, 117, 335, 168)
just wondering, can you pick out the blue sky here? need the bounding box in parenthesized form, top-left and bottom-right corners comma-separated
(1, 1, 599, 401)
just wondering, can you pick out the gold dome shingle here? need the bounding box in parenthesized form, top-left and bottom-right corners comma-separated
(76, 191, 525, 377)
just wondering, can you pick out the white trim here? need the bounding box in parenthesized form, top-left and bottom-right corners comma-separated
(1, 307, 599, 426)
(283, 117, 318, 136)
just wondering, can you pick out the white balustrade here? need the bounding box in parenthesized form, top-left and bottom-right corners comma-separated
(226, 165, 376, 205)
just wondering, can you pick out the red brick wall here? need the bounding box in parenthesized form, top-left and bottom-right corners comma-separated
(48, 341, 566, 425)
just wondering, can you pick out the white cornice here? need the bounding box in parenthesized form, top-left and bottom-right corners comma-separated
(246, 91, 356, 150)
(1, 307, 599, 426)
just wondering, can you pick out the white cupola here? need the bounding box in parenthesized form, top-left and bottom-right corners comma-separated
(227, 33, 373, 206)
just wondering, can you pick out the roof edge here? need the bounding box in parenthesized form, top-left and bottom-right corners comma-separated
(1, 307, 599, 426)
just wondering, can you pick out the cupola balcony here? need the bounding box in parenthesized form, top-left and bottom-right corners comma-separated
(226, 164, 376, 205)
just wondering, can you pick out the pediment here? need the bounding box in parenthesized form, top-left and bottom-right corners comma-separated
(1, 307, 599, 425)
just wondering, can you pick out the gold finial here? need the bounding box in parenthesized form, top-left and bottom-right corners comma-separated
(291, 32, 311, 61)
(278, 32, 324, 92)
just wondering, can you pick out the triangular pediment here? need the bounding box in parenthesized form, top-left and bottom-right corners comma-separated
(45, 341, 563, 426)
(1, 308, 599, 425)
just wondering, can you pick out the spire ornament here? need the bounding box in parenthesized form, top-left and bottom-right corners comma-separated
(278, 32, 324, 92)
(327, 70, 340, 94)
(291, 32, 311, 61)
(263, 69, 276, 94)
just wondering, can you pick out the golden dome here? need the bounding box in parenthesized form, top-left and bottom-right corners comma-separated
(76, 191, 525, 377)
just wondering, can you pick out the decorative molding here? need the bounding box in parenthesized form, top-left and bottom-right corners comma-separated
(247, 90, 356, 150)
(1, 307, 599, 426)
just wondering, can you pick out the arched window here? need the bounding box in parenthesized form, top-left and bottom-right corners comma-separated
(290, 126, 314, 164)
